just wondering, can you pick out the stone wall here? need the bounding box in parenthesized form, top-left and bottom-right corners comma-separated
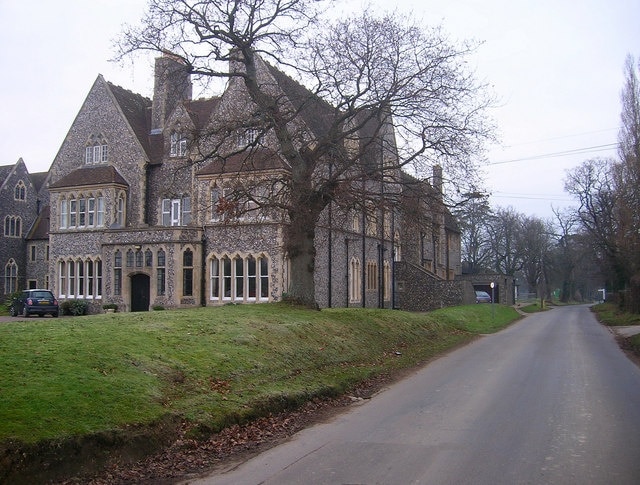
(394, 261, 471, 312)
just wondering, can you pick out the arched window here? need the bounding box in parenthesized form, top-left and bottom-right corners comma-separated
(210, 253, 269, 303)
(157, 249, 166, 296)
(394, 230, 401, 262)
(349, 258, 361, 303)
(115, 193, 126, 227)
(383, 261, 391, 302)
(14, 181, 26, 201)
(126, 249, 134, 268)
(4, 216, 21, 237)
(114, 250, 122, 296)
(4, 259, 18, 294)
(85, 134, 108, 164)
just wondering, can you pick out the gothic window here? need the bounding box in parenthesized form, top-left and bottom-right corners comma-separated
(58, 194, 105, 230)
(85, 135, 108, 164)
(157, 249, 166, 296)
(4, 259, 18, 294)
(14, 181, 26, 201)
(366, 261, 378, 291)
(4, 216, 21, 237)
(114, 250, 122, 296)
(115, 193, 126, 227)
(210, 254, 269, 303)
(349, 258, 361, 303)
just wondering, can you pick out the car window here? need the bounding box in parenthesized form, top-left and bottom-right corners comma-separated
(33, 292, 53, 299)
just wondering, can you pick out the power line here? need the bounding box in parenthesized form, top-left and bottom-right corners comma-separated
(489, 142, 619, 165)
(502, 128, 618, 148)
(491, 192, 573, 202)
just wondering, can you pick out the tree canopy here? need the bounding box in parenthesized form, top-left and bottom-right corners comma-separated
(116, 0, 495, 307)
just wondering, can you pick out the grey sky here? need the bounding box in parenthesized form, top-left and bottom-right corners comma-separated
(1, 0, 637, 218)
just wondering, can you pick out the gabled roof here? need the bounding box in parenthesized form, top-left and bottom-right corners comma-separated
(25, 205, 50, 241)
(186, 97, 221, 130)
(264, 62, 336, 140)
(29, 172, 48, 193)
(0, 164, 13, 182)
(49, 165, 129, 190)
(198, 148, 290, 176)
(107, 82, 152, 157)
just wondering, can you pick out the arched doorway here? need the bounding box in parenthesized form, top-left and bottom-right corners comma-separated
(130, 273, 150, 312)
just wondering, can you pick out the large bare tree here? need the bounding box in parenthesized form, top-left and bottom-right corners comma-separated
(116, 0, 494, 307)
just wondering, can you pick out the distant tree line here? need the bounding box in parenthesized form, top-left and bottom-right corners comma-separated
(455, 55, 640, 312)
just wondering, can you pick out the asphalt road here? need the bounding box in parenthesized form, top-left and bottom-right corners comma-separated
(187, 305, 640, 485)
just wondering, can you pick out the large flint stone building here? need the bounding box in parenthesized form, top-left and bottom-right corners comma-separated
(2, 53, 468, 313)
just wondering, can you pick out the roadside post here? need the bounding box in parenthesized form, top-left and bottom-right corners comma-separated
(490, 281, 495, 321)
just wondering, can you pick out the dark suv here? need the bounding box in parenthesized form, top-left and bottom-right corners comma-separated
(10, 289, 59, 318)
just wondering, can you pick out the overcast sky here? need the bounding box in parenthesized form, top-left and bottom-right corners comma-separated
(1, 0, 638, 219)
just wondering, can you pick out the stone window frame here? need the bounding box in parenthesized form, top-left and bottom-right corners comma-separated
(4, 259, 18, 295)
(209, 252, 270, 303)
(58, 192, 105, 230)
(383, 260, 391, 301)
(115, 191, 126, 227)
(366, 260, 378, 291)
(84, 134, 108, 165)
(169, 131, 187, 157)
(14, 180, 26, 201)
(4, 215, 22, 237)
(183, 247, 194, 297)
(156, 248, 166, 296)
(57, 257, 103, 300)
(161, 195, 191, 226)
(349, 257, 361, 303)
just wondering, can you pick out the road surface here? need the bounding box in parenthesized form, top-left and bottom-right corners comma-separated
(187, 305, 640, 484)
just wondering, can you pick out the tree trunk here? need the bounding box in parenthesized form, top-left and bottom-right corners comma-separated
(284, 207, 320, 309)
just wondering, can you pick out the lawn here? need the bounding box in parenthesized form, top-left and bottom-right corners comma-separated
(0, 302, 520, 480)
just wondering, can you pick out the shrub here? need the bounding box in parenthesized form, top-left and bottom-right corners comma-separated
(61, 299, 88, 316)
(102, 303, 118, 311)
(152, 305, 165, 311)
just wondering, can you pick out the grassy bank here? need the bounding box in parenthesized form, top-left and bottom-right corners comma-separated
(591, 302, 640, 355)
(0, 303, 519, 480)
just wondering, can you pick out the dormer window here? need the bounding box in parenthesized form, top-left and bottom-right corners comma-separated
(170, 132, 187, 157)
(85, 134, 108, 164)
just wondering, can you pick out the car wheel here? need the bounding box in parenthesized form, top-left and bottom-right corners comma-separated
(52, 312, 59, 318)
(38, 314, 44, 317)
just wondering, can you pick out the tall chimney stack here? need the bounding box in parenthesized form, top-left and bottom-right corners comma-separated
(151, 53, 192, 132)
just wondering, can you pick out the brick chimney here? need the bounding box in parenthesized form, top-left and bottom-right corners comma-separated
(151, 53, 192, 132)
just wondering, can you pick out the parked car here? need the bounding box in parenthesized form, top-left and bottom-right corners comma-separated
(475, 290, 492, 304)
(10, 289, 59, 318)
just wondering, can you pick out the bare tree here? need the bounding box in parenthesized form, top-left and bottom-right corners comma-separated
(564, 158, 623, 290)
(116, 0, 494, 307)
(487, 207, 523, 276)
(453, 194, 493, 273)
(518, 215, 553, 299)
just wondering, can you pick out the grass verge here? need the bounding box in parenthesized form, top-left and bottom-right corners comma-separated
(0, 303, 520, 481)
